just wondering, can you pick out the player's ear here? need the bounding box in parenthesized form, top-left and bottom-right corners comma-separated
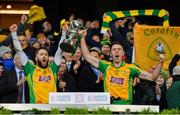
(35, 56, 37, 62)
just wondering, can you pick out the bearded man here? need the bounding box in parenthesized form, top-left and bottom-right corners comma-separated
(10, 24, 66, 104)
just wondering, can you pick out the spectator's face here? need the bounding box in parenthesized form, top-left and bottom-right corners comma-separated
(127, 31, 134, 45)
(127, 32, 134, 45)
(18, 35, 27, 48)
(92, 35, 100, 43)
(0, 65, 4, 76)
(38, 35, 47, 46)
(85, 21, 91, 29)
(90, 51, 100, 59)
(14, 56, 22, 70)
(42, 21, 52, 33)
(166, 77, 172, 89)
(90, 21, 100, 29)
(36, 49, 49, 68)
(101, 45, 110, 56)
(32, 42, 40, 49)
(103, 33, 110, 39)
(63, 52, 73, 62)
(111, 44, 124, 63)
(155, 74, 165, 86)
(3, 51, 12, 59)
(69, 14, 75, 22)
(59, 58, 67, 73)
(74, 47, 82, 61)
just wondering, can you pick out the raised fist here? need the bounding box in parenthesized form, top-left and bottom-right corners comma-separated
(9, 24, 18, 32)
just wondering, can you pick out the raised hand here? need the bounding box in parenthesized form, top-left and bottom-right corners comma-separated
(59, 80, 66, 89)
(9, 24, 18, 32)
(159, 54, 165, 63)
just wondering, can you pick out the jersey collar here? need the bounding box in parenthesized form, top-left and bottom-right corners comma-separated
(112, 60, 125, 68)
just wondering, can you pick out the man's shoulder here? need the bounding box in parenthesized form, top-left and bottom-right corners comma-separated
(100, 60, 111, 65)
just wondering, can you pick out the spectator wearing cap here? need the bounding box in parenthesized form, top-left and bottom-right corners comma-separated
(0, 46, 14, 70)
(100, 38, 111, 61)
(29, 38, 40, 50)
(155, 69, 168, 111)
(166, 53, 180, 109)
(78, 47, 104, 92)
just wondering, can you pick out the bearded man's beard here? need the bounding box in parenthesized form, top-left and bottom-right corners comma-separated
(37, 60, 48, 68)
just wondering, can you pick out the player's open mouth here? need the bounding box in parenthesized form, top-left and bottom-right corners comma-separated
(115, 55, 119, 58)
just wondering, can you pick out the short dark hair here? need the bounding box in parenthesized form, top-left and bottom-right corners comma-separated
(35, 47, 49, 56)
(111, 41, 124, 50)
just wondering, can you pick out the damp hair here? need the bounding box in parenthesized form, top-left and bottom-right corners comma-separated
(111, 41, 124, 50)
(35, 47, 49, 56)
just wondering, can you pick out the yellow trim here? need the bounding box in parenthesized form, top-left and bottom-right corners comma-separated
(112, 11, 125, 18)
(129, 10, 139, 16)
(145, 9, 154, 15)
(163, 20, 169, 27)
(104, 15, 113, 22)
(158, 9, 167, 17)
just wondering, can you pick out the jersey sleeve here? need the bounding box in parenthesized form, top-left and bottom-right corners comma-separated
(23, 61, 35, 78)
(98, 60, 110, 74)
(129, 64, 142, 78)
(50, 61, 59, 75)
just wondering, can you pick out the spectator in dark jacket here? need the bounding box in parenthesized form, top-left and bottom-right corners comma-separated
(78, 47, 104, 92)
(166, 53, 180, 109)
(0, 61, 18, 103)
(57, 58, 77, 92)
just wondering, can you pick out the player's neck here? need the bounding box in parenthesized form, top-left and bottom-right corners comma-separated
(113, 60, 122, 68)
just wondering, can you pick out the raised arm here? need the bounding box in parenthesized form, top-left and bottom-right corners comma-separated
(139, 54, 165, 81)
(81, 31, 99, 68)
(10, 24, 28, 66)
(54, 30, 67, 66)
(169, 53, 180, 76)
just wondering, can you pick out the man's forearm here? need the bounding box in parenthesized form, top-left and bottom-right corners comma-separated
(81, 36, 90, 59)
(54, 31, 66, 65)
(11, 32, 28, 66)
(152, 62, 164, 81)
(11, 32, 23, 51)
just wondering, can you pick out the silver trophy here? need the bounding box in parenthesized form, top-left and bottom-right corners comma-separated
(60, 19, 83, 53)
(156, 42, 165, 54)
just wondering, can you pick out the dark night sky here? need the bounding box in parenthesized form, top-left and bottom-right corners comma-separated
(33, 0, 179, 31)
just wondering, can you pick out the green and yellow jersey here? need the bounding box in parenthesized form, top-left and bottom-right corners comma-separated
(23, 61, 59, 104)
(98, 60, 142, 104)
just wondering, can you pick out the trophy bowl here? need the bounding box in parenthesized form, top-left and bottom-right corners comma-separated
(60, 19, 83, 53)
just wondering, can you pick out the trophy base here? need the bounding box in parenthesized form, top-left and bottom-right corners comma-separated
(60, 42, 75, 53)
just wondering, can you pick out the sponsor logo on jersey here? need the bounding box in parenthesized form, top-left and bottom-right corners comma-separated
(110, 76, 125, 85)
